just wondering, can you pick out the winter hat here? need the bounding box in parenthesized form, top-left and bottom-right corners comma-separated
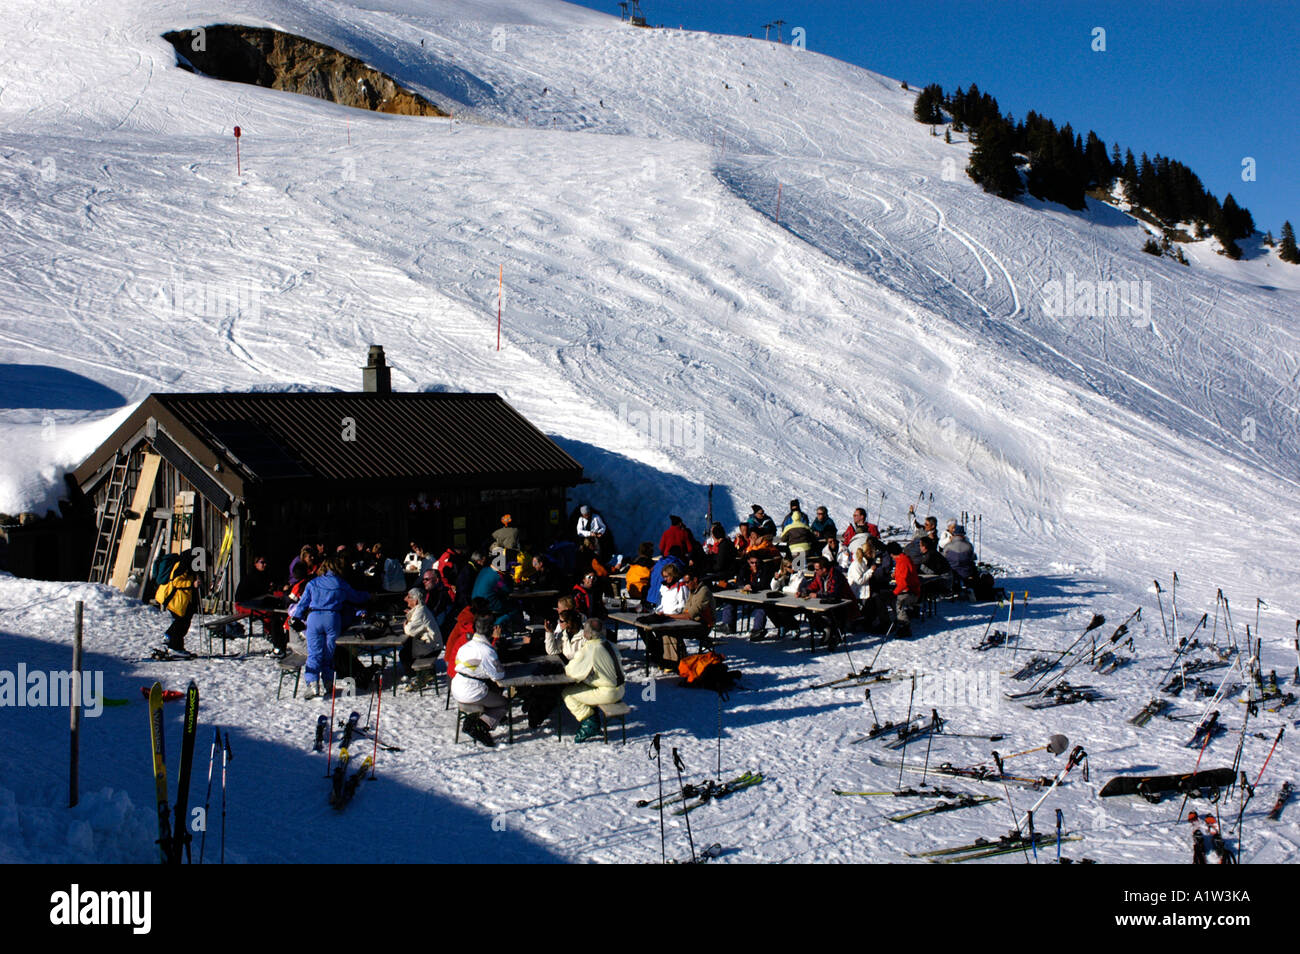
(751, 504, 762, 513)
(886, 541, 903, 555)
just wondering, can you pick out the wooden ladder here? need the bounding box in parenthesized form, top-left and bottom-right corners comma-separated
(89, 456, 131, 583)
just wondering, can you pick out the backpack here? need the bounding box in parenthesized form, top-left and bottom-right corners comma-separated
(973, 571, 1002, 602)
(678, 652, 741, 695)
(152, 553, 182, 586)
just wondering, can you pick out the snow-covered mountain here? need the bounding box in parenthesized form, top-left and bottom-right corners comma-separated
(0, 0, 1295, 864)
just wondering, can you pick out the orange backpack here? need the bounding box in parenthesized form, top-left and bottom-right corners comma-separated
(678, 651, 726, 683)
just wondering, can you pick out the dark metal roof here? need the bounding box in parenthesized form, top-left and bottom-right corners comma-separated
(74, 392, 583, 493)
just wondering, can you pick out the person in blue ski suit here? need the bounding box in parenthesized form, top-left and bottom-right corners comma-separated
(290, 557, 369, 696)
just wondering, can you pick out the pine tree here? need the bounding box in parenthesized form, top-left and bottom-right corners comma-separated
(913, 84, 944, 125)
(1279, 221, 1300, 263)
(967, 118, 1023, 199)
(1216, 193, 1254, 243)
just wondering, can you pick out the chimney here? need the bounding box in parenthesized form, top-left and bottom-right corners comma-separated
(362, 345, 392, 393)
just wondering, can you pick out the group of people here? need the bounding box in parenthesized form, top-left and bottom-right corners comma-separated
(215, 506, 627, 744)
(184, 496, 978, 744)
(620, 499, 981, 650)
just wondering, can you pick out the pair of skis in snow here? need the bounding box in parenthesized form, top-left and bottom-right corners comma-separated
(325, 711, 373, 809)
(147, 680, 230, 863)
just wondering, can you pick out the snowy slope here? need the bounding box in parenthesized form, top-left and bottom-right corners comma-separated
(0, 0, 1297, 864)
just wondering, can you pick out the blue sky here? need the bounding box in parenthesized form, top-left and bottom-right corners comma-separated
(569, 0, 1299, 234)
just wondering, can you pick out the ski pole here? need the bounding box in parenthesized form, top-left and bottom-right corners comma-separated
(1252, 727, 1284, 790)
(978, 605, 1000, 646)
(897, 674, 916, 790)
(326, 675, 337, 778)
(220, 732, 231, 865)
(1255, 598, 1264, 643)
(864, 687, 880, 727)
(1171, 571, 1180, 646)
(1055, 809, 1063, 863)
(1028, 612, 1109, 693)
(671, 747, 696, 864)
(371, 672, 382, 779)
(1000, 734, 1069, 762)
(1210, 590, 1221, 647)
(1156, 613, 1210, 688)
(1232, 771, 1252, 861)
(716, 693, 723, 780)
(1018, 745, 1087, 831)
(365, 671, 376, 730)
(649, 735, 665, 864)
(1012, 592, 1027, 658)
(1222, 595, 1238, 657)
(1178, 712, 1218, 820)
(992, 753, 1028, 862)
(1028, 811, 1038, 863)
(198, 728, 218, 865)
(1154, 580, 1170, 646)
(919, 709, 938, 786)
(1294, 620, 1299, 683)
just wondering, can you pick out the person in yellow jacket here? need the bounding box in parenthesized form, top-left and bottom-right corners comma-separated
(155, 560, 199, 658)
(562, 619, 625, 742)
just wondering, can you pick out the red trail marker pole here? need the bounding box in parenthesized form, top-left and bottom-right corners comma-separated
(233, 126, 242, 175)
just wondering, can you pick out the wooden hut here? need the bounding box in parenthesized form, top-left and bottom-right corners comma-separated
(70, 347, 583, 609)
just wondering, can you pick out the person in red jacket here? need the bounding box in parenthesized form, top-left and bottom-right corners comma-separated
(443, 597, 493, 678)
(841, 508, 878, 547)
(887, 541, 920, 638)
(657, 515, 698, 561)
(797, 557, 858, 648)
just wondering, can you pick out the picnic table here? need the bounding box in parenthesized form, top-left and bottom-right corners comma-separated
(713, 588, 855, 649)
(497, 655, 577, 743)
(337, 622, 405, 696)
(607, 610, 712, 674)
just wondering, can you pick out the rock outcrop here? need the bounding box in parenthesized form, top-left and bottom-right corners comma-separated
(164, 25, 447, 116)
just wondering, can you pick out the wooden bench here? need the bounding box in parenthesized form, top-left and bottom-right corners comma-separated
(275, 653, 307, 699)
(201, 611, 253, 656)
(596, 701, 632, 745)
(409, 656, 442, 698)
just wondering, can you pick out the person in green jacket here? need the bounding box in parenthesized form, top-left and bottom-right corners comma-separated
(562, 619, 626, 743)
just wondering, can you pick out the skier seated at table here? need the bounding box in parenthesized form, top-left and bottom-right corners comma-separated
(940, 525, 977, 590)
(234, 554, 287, 655)
(562, 619, 626, 743)
(444, 597, 491, 677)
(642, 564, 693, 668)
(452, 616, 508, 747)
(716, 552, 766, 636)
(796, 558, 858, 648)
(916, 536, 954, 599)
(623, 543, 655, 602)
(665, 569, 716, 651)
(400, 587, 444, 677)
(545, 609, 586, 661)
(571, 570, 608, 620)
